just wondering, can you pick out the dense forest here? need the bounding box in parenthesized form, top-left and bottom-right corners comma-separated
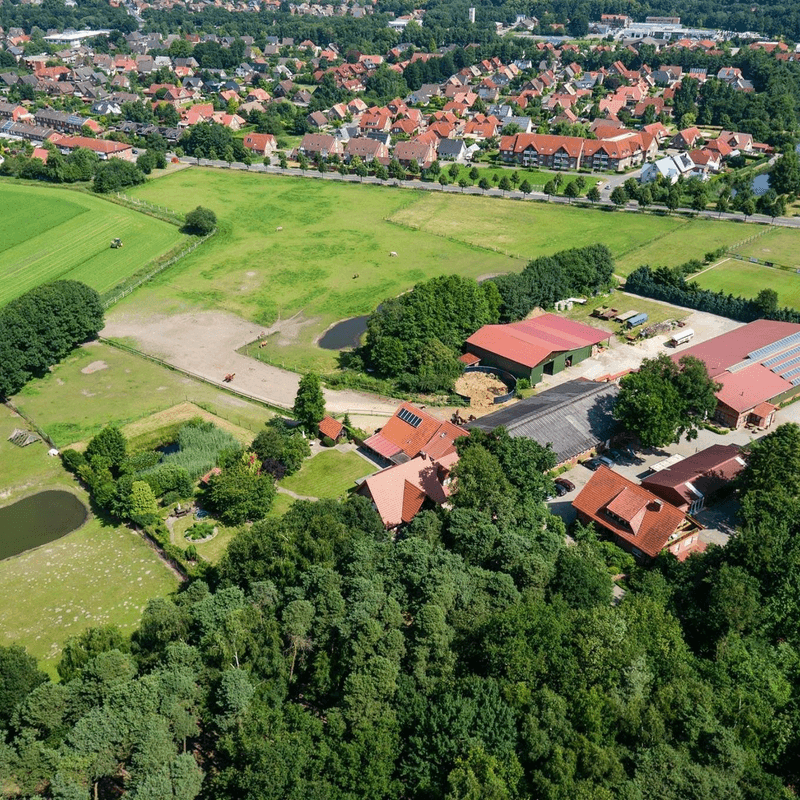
(3, 421, 800, 798)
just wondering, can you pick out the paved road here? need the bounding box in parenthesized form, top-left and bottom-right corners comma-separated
(177, 157, 800, 229)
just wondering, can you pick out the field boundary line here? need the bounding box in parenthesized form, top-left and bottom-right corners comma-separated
(3, 400, 57, 449)
(98, 337, 293, 414)
(102, 231, 215, 309)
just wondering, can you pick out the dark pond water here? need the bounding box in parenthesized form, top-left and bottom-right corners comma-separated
(318, 315, 369, 350)
(157, 442, 180, 455)
(0, 490, 88, 560)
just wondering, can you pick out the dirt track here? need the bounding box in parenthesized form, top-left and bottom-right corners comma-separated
(102, 309, 400, 417)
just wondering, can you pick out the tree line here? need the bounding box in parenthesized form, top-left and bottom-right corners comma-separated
(0, 280, 103, 400)
(626, 263, 800, 324)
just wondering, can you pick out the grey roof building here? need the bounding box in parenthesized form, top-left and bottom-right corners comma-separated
(465, 378, 619, 465)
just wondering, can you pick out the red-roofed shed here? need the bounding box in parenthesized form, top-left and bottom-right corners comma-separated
(465, 313, 609, 384)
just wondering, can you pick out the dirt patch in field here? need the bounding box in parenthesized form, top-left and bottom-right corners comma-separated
(102, 309, 400, 416)
(477, 272, 508, 282)
(81, 361, 108, 374)
(455, 371, 510, 410)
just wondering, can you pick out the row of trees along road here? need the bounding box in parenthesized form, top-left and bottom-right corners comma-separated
(4, 420, 800, 797)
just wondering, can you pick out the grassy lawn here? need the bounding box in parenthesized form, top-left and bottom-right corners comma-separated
(732, 228, 800, 269)
(426, 163, 600, 190)
(562, 292, 689, 330)
(11, 341, 273, 448)
(0, 406, 178, 676)
(171, 514, 239, 565)
(280, 449, 374, 499)
(0, 180, 186, 306)
(0, 514, 177, 676)
(390, 193, 760, 276)
(614, 216, 754, 276)
(691, 259, 800, 308)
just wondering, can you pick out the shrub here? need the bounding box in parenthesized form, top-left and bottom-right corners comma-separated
(321, 435, 335, 447)
(185, 522, 215, 541)
(516, 378, 530, 391)
(185, 544, 198, 561)
(183, 206, 217, 235)
(61, 449, 87, 474)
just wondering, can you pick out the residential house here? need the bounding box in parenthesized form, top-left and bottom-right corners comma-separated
(306, 110, 329, 129)
(242, 132, 277, 156)
(499, 133, 585, 170)
(362, 403, 466, 466)
(640, 152, 694, 183)
(573, 466, 705, 562)
(344, 136, 389, 163)
(296, 132, 343, 159)
(358, 452, 458, 529)
(671, 126, 702, 149)
(641, 445, 746, 514)
(49, 133, 135, 161)
(394, 138, 436, 168)
(437, 138, 468, 161)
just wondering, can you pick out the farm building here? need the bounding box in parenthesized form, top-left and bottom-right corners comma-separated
(673, 319, 800, 428)
(362, 402, 466, 466)
(572, 466, 705, 562)
(641, 444, 746, 514)
(465, 378, 619, 466)
(464, 314, 610, 384)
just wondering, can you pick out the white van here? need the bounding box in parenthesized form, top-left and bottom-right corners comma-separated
(670, 328, 694, 346)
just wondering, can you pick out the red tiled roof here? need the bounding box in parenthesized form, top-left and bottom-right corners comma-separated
(573, 466, 688, 558)
(366, 403, 465, 461)
(642, 445, 745, 509)
(319, 415, 344, 440)
(466, 314, 609, 369)
(714, 367, 791, 413)
(361, 451, 457, 527)
(459, 353, 481, 366)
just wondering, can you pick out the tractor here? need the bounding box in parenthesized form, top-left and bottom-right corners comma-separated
(111, 238, 123, 249)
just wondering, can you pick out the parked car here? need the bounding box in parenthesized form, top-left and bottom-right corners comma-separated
(554, 477, 575, 492)
(585, 456, 613, 471)
(548, 482, 569, 499)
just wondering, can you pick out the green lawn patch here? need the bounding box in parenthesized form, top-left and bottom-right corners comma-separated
(732, 228, 800, 269)
(0, 513, 177, 676)
(692, 259, 800, 309)
(11, 341, 273, 448)
(562, 293, 688, 330)
(280, 449, 374, 499)
(0, 181, 186, 306)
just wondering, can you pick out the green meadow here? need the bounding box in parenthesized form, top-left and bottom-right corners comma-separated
(0, 181, 185, 305)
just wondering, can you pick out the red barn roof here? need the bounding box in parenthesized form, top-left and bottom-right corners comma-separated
(466, 314, 609, 369)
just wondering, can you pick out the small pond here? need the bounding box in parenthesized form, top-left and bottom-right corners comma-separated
(0, 490, 88, 560)
(318, 315, 369, 350)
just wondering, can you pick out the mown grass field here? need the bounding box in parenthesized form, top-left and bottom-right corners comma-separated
(732, 227, 800, 268)
(280, 449, 374, 499)
(12, 341, 274, 448)
(388, 193, 757, 276)
(0, 181, 186, 305)
(691, 259, 800, 308)
(0, 406, 177, 676)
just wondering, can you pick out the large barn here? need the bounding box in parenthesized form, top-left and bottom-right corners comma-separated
(465, 314, 610, 384)
(673, 319, 800, 428)
(465, 378, 619, 466)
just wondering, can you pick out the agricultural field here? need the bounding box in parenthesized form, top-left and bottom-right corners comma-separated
(691, 259, 800, 308)
(731, 227, 800, 268)
(0, 407, 177, 676)
(11, 341, 274, 448)
(389, 192, 757, 276)
(280, 448, 374, 499)
(114, 169, 786, 374)
(0, 181, 186, 305)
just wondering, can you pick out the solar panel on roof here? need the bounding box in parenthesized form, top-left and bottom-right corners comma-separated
(783, 365, 800, 380)
(397, 408, 423, 428)
(793, 377, 800, 386)
(764, 344, 800, 367)
(748, 331, 800, 361)
(778, 357, 800, 374)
